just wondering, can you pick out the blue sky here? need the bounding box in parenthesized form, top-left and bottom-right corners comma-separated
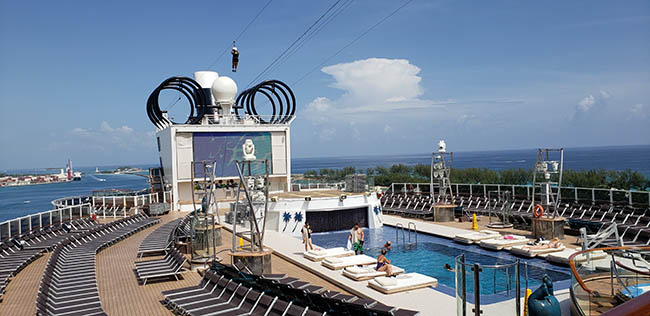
(1, 1, 649, 169)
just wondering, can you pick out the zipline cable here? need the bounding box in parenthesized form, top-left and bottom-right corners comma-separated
(246, 0, 344, 88)
(263, 0, 354, 78)
(292, 0, 415, 87)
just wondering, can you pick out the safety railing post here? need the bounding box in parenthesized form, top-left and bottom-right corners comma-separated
(515, 260, 521, 316)
(460, 255, 466, 316)
(472, 263, 481, 316)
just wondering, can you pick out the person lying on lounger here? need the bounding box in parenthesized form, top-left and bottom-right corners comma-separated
(376, 249, 394, 277)
(522, 238, 562, 250)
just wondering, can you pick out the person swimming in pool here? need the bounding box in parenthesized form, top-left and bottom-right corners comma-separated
(444, 263, 455, 272)
(383, 241, 392, 251)
(376, 249, 394, 277)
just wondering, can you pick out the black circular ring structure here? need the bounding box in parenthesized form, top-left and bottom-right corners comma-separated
(234, 80, 295, 124)
(146, 76, 211, 129)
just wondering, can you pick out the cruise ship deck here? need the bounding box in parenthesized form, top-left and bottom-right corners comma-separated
(0, 212, 351, 316)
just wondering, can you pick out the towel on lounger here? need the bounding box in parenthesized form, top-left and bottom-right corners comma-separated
(376, 277, 397, 286)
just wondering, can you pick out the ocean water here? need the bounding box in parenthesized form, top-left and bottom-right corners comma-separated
(292, 145, 650, 177)
(0, 165, 152, 222)
(1, 145, 648, 222)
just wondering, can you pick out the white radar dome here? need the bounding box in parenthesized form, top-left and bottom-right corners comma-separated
(193, 71, 219, 89)
(211, 76, 238, 103)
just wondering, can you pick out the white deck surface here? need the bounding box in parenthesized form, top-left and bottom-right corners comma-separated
(222, 214, 572, 315)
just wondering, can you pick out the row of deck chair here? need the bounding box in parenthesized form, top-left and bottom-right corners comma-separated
(9, 217, 98, 252)
(0, 241, 43, 302)
(36, 214, 159, 316)
(135, 247, 188, 285)
(381, 192, 650, 246)
(137, 218, 183, 257)
(163, 263, 419, 316)
(1, 218, 102, 302)
(229, 262, 418, 315)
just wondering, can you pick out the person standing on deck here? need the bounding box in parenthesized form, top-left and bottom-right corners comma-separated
(301, 222, 313, 251)
(348, 223, 365, 255)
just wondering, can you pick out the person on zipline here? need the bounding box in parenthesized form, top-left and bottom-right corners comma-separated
(231, 42, 239, 72)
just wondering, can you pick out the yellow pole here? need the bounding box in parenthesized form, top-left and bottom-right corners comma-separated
(523, 288, 532, 316)
(472, 214, 478, 231)
(239, 237, 244, 248)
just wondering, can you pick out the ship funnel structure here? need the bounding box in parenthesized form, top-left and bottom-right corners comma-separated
(193, 71, 219, 105)
(146, 73, 294, 128)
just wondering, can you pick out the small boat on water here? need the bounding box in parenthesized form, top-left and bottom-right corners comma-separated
(23, 200, 30, 204)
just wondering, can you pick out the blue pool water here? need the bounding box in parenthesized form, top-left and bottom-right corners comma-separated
(309, 226, 571, 300)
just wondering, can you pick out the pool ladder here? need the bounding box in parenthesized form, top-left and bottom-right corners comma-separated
(395, 222, 417, 246)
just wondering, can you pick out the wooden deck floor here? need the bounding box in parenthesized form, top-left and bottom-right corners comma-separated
(0, 212, 349, 316)
(0, 252, 50, 315)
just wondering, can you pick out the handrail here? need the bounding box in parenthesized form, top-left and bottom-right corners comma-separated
(568, 246, 650, 294)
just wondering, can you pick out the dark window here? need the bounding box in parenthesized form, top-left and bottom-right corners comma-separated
(306, 207, 368, 233)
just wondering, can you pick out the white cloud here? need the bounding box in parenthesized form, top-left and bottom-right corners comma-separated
(306, 58, 440, 118)
(304, 58, 442, 142)
(599, 90, 611, 99)
(70, 121, 154, 150)
(577, 95, 596, 112)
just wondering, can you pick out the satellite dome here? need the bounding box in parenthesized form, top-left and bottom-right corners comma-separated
(211, 76, 238, 103)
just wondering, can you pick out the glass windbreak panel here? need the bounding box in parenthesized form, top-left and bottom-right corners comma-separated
(9, 220, 20, 238)
(71, 206, 81, 220)
(20, 218, 30, 235)
(41, 213, 51, 228)
(0, 223, 9, 241)
(61, 208, 71, 223)
(52, 212, 61, 228)
(31, 216, 40, 232)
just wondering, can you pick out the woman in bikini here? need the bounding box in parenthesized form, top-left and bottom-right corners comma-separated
(376, 249, 394, 276)
(523, 237, 562, 250)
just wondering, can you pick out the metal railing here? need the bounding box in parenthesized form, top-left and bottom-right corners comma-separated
(202, 114, 295, 126)
(1, 191, 173, 241)
(388, 183, 650, 206)
(292, 182, 345, 191)
(456, 254, 523, 316)
(0, 203, 92, 241)
(569, 246, 650, 316)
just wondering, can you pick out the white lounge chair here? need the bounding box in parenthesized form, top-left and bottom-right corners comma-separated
(479, 235, 531, 250)
(510, 242, 566, 257)
(368, 273, 437, 294)
(321, 255, 376, 270)
(454, 230, 501, 244)
(303, 247, 354, 261)
(342, 265, 405, 281)
(546, 249, 607, 266)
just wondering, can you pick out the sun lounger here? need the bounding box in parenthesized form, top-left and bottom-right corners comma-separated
(546, 249, 607, 265)
(479, 235, 531, 250)
(368, 273, 437, 294)
(303, 247, 354, 261)
(510, 243, 566, 257)
(321, 255, 376, 270)
(453, 230, 501, 244)
(342, 265, 405, 281)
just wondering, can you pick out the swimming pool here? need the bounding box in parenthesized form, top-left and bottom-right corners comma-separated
(308, 226, 571, 299)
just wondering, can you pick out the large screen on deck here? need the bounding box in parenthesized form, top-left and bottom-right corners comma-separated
(193, 132, 272, 178)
